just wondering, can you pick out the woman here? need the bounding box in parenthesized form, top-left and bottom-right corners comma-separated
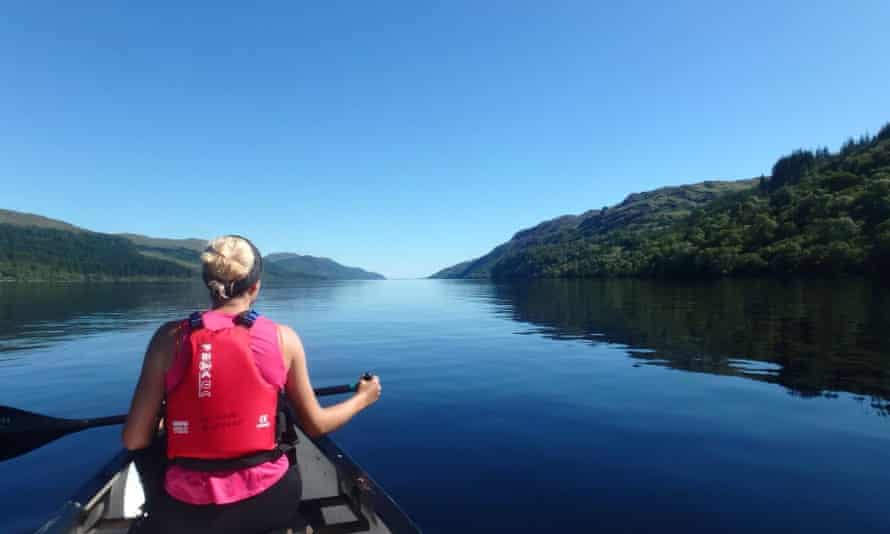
(123, 235, 381, 533)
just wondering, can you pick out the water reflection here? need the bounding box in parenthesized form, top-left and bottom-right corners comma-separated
(0, 280, 367, 357)
(0, 283, 205, 354)
(3, 278, 890, 533)
(3, 278, 889, 405)
(487, 278, 890, 403)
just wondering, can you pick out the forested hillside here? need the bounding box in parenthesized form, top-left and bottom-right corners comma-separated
(624, 127, 890, 278)
(0, 210, 386, 281)
(0, 209, 84, 233)
(432, 180, 757, 278)
(0, 224, 193, 281)
(265, 253, 385, 280)
(435, 122, 890, 279)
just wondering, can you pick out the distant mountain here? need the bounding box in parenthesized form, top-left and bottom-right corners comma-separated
(117, 233, 206, 252)
(0, 223, 194, 282)
(0, 209, 384, 282)
(116, 234, 206, 272)
(0, 210, 179, 281)
(432, 179, 757, 278)
(265, 253, 385, 280)
(433, 121, 890, 279)
(0, 208, 85, 233)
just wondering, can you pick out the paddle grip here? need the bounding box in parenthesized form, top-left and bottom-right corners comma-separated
(313, 384, 353, 396)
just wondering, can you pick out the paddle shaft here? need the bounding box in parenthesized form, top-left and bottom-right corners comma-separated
(314, 383, 358, 396)
(1, 380, 364, 462)
(315, 373, 371, 397)
(53, 382, 359, 424)
(5, 382, 358, 431)
(21, 382, 358, 427)
(78, 415, 127, 428)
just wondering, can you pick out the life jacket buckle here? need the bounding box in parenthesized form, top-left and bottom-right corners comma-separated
(235, 309, 259, 328)
(188, 312, 204, 330)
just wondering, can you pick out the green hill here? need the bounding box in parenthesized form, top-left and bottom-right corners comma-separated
(636, 125, 890, 278)
(113, 233, 208, 272)
(432, 179, 757, 278)
(0, 211, 200, 281)
(0, 223, 194, 281)
(433, 121, 890, 279)
(116, 233, 206, 251)
(265, 253, 385, 280)
(0, 208, 85, 233)
(0, 210, 385, 281)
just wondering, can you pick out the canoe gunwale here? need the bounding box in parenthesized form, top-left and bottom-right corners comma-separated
(35, 433, 421, 534)
(35, 449, 131, 534)
(309, 433, 422, 534)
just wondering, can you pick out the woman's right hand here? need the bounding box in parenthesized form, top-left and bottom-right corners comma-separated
(357, 374, 382, 408)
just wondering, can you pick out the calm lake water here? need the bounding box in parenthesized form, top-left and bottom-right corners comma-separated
(1, 278, 889, 533)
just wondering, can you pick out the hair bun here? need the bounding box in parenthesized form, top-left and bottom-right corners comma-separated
(201, 236, 256, 285)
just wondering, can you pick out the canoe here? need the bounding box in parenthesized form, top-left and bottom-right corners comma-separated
(34, 423, 422, 534)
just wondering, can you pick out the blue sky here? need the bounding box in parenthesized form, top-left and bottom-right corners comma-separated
(2, 1, 888, 279)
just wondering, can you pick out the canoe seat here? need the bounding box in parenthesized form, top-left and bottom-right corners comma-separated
(298, 495, 371, 533)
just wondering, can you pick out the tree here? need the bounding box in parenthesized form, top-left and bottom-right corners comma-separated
(769, 150, 816, 190)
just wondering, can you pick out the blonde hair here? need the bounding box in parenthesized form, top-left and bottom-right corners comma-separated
(201, 235, 258, 301)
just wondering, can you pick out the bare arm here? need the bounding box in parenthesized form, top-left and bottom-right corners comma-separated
(281, 325, 380, 438)
(122, 321, 179, 450)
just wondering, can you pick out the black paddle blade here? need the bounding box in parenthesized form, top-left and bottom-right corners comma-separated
(0, 429, 72, 462)
(0, 406, 77, 461)
(0, 405, 72, 433)
(0, 406, 125, 462)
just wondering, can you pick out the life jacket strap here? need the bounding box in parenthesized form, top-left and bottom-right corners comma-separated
(188, 312, 204, 330)
(187, 309, 259, 330)
(169, 443, 295, 472)
(235, 309, 260, 328)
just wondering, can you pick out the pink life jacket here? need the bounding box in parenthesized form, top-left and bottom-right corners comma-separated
(166, 310, 282, 467)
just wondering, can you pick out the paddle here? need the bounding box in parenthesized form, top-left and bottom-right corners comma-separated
(0, 380, 367, 462)
(314, 373, 372, 396)
(0, 407, 126, 462)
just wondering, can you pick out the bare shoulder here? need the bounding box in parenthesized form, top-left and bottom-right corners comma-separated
(277, 324, 302, 345)
(144, 320, 182, 364)
(152, 320, 182, 346)
(277, 324, 305, 355)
